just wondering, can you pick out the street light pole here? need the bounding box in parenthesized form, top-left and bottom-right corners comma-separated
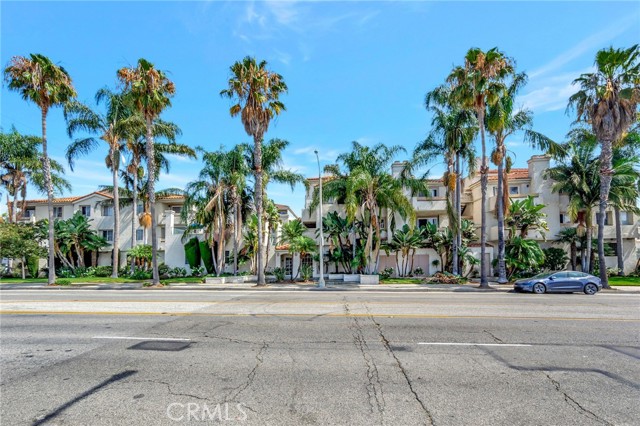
(315, 150, 325, 288)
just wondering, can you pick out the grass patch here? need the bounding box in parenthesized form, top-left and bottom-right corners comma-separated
(159, 277, 205, 284)
(608, 276, 640, 286)
(380, 278, 424, 284)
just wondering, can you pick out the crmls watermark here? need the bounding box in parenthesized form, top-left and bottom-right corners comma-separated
(167, 402, 248, 422)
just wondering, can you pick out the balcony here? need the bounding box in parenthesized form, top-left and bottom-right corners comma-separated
(412, 197, 447, 213)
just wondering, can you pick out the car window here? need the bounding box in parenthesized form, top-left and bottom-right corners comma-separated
(568, 272, 583, 278)
(553, 272, 569, 279)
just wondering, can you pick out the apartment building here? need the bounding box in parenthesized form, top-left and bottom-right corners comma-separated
(14, 191, 298, 273)
(300, 155, 639, 276)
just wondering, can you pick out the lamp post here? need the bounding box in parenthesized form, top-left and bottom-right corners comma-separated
(315, 150, 325, 288)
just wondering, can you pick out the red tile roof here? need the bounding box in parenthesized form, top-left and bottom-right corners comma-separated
(487, 168, 529, 181)
(19, 190, 113, 205)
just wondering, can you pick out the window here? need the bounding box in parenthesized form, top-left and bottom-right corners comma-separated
(301, 254, 313, 269)
(431, 188, 439, 198)
(136, 203, 144, 214)
(170, 206, 182, 214)
(279, 210, 288, 215)
(568, 272, 585, 278)
(136, 229, 144, 241)
(24, 207, 35, 218)
(509, 186, 519, 195)
(604, 212, 613, 226)
(53, 207, 63, 218)
(379, 218, 386, 230)
(492, 186, 497, 196)
(559, 213, 570, 224)
(553, 272, 569, 279)
(418, 217, 438, 228)
(80, 205, 91, 217)
(620, 211, 633, 225)
(102, 205, 113, 216)
(101, 230, 113, 242)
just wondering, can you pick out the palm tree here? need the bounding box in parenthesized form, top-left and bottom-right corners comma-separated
(1, 127, 70, 223)
(319, 142, 424, 274)
(183, 149, 230, 276)
(64, 88, 137, 277)
(280, 219, 307, 279)
(568, 45, 640, 288)
(4, 54, 77, 285)
(555, 228, 580, 271)
(415, 85, 477, 276)
(221, 57, 287, 286)
(504, 195, 548, 240)
(224, 145, 251, 276)
(118, 59, 176, 285)
(243, 138, 306, 263)
(383, 224, 422, 277)
(447, 47, 514, 287)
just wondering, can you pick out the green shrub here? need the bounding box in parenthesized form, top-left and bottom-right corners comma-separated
(56, 278, 72, 286)
(379, 267, 394, 280)
(273, 267, 285, 282)
(184, 237, 201, 269)
(413, 267, 424, 276)
(300, 264, 313, 281)
(190, 266, 205, 277)
(57, 268, 75, 278)
(542, 248, 569, 271)
(130, 268, 152, 280)
(93, 266, 112, 277)
(171, 267, 187, 278)
(199, 241, 214, 274)
(27, 256, 40, 278)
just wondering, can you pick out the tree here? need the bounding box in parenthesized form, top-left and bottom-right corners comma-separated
(321, 211, 355, 273)
(0, 222, 46, 279)
(221, 57, 287, 286)
(505, 237, 545, 279)
(319, 142, 424, 274)
(118, 58, 176, 285)
(4, 54, 77, 285)
(542, 247, 569, 271)
(290, 236, 317, 280)
(242, 138, 306, 272)
(568, 45, 640, 288)
(383, 224, 422, 277)
(279, 219, 306, 278)
(64, 88, 136, 277)
(1, 127, 70, 223)
(505, 195, 548, 240)
(415, 85, 477, 276)
(555, 228, 580, 271)
(225, 145, 251, 276)
(448, 47, 514, 287)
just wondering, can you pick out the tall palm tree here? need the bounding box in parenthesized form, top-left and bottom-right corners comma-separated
(4, 54, 77, 284)
(1, 127, 70, 223)
(555, 228, 580, 271)
(242, 138, 306, 266)
(224, 145, 251, 276)
(118, 58, 176, 285)
(447, 47, 514, 287)
(568, 45, 640, 288)
(64, 88, 136, 278)
(415, 85, 477, 276)
(221, 57, 287, 286)
(120, 121, 189, 273)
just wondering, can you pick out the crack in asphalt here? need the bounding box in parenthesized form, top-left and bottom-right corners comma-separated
(130, 379, 210, 402)
(225, 341, 268, 403)
(365, 307, 435, 426)
(544, 373, 614, 426)
(483, 330, 504, 344)
(344, 300, 385, 421)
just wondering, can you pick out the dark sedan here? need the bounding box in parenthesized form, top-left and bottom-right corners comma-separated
(514, 271, 602, 295)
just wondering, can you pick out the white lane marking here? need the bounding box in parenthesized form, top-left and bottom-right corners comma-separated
(92, 336, 191, 342)
(418, 342, 531, 347)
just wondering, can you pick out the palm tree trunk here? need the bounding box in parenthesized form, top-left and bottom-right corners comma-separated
(586, 224, 593, 274)
(452, 154, 460, 275)
(130, 165, 138, 275)
(569, 242, 577, 271)
(12, 193, 18, 223)
(496, 150, 507, 283)
(41, 108, 56, 285)
(456, 154, 462, 275)
(478, 109, 489, 288)
(233, 191, 239, 276)
(111, 149, 119, 278)
(614, 207, 624, 276)
(254, 136, 265, 285)
(598, 140, 613, 288)
(145, 118, 160, 285)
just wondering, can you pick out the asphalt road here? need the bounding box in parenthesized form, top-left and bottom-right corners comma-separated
(1, 289, 638, 426)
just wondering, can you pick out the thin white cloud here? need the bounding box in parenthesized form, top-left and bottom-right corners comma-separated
(293, 146, 339, 161)
(529, 14, 637, 79)
(518, 68, 593, 113)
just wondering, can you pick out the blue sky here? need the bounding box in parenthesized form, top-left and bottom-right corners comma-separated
(2, 1, 639, 215)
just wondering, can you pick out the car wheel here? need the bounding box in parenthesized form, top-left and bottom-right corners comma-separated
(532, 283, 546, 294)
(584, 283, 598, 295)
